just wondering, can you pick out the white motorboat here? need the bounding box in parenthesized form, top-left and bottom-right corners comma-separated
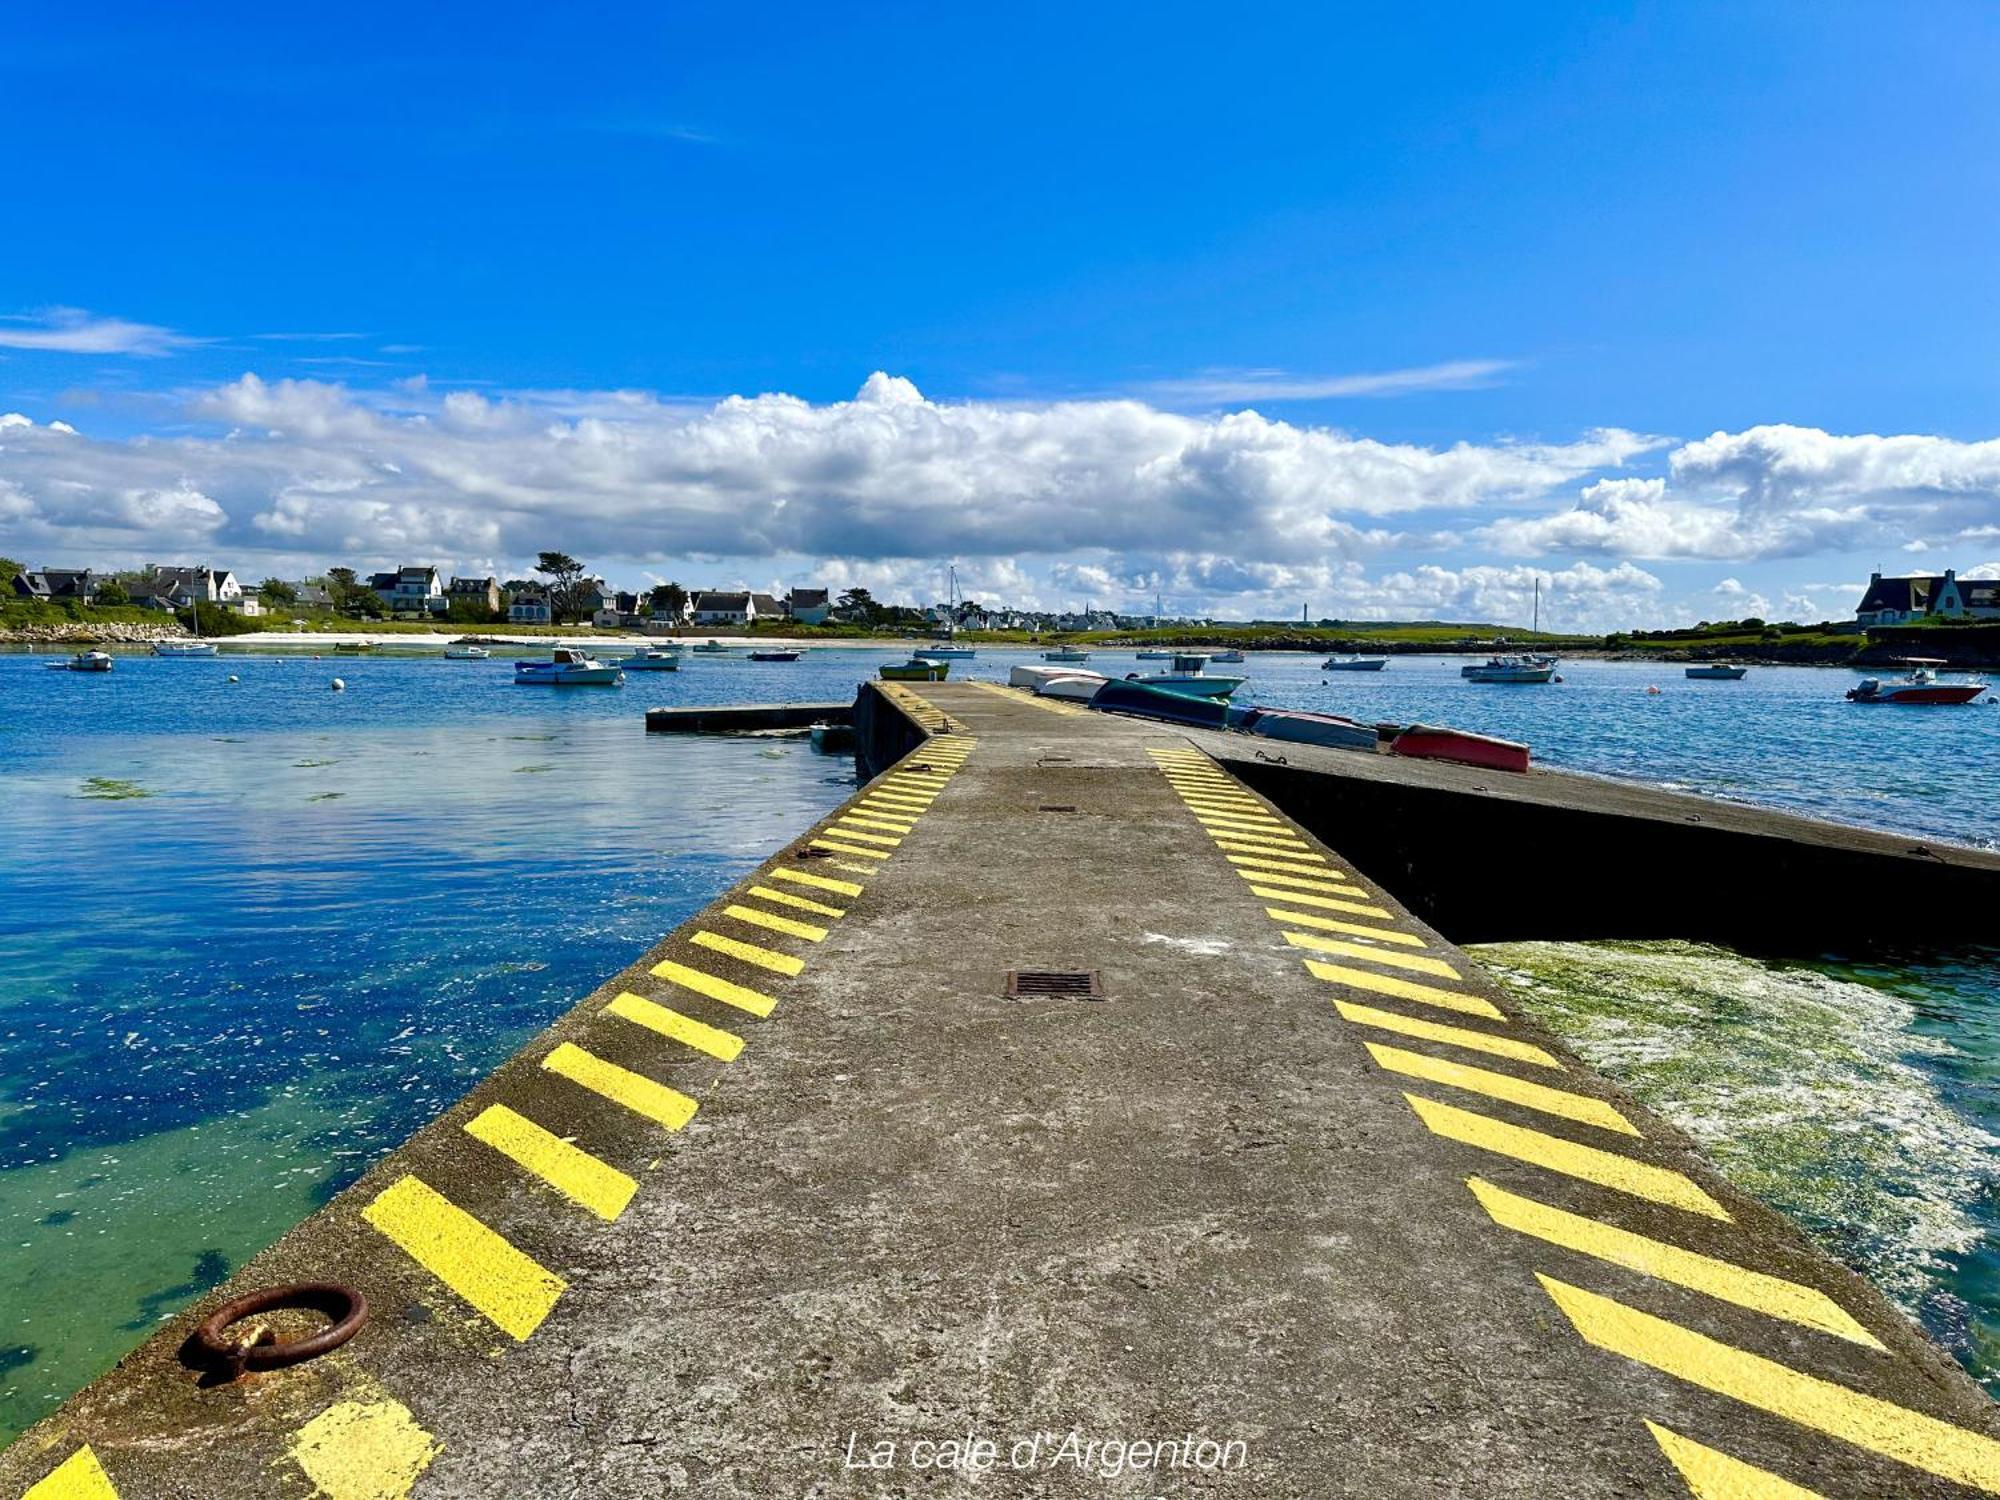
(1042, 647, 1091, 663)
(918, 646, 976, 660)
(616, 647, 682, 671)
(443, 645, 490, 660)
(1684, 663, 1747, 680)
(1134, 648, 1178, 660)
(50, 651, 114, 672)
(1462, 655, 1557, 684)
(1039, 674, 1108, 703)
(1210, 648, 1246, 663)
(514, 647, 623, 686)
(1125, 652, 1244, 699)
(1322, 655, 1388, 671)
(153, 640, 219, 658)
(691, 640, 733, 654)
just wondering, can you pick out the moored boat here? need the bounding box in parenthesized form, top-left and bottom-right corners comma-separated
(1462, 655, 1556, 684)
(880, 658, 950, 682)
(1322, 655, 1388, 672)
(152, 640, 219, 658)
(1210, 648, 1246, 663)
(1389, 724, 1532, 773)
(615, 647, 682, 670)
(1124, 652, 1244, 699)
(1684, 663, 1747, 680)
(332, 642, 376, 655)
(443, 644, 490, 660)
(1845, 660, 1986, 705)
(690, 640, 732, 654)
(1042, 647, 1091, 663)
(1134, 648, 1178, 660)
(916, 646, 975, 660)
(749, 650, 803, 662)
(1239, 707, 1379, 752)
(49, 650, 114, 672)
(514, 647, 623, 686)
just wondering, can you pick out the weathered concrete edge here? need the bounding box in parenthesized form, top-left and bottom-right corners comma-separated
(643, 701, 851, 734)
(0, 705, 962, 1491)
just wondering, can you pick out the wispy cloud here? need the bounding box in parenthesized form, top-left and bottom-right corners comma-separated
(0, 308, 194, 357)
(1145, 358, 1519, 405)
(249, 331, 371, 343)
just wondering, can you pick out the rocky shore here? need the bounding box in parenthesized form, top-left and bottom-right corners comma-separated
(0, 621, 185, 645)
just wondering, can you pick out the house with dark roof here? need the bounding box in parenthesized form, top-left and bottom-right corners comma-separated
(369, 566, 446, 614)
(508, 594, 553, 624)
(11, 568, 98, 603)
(787, 587, 831, 625)
(447, 576, 501, 614)
(689, 590, 755, 624)
(749, 592, 784, 621)
(1855, 569, 2000, 626)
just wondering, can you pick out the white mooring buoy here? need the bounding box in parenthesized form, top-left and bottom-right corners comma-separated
(331, 678, 346, 691)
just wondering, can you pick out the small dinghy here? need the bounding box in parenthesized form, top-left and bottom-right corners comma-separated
(1038, 674, 1108, 703)
(50, 650, 115, 672)
(1388, 724, 1531, 773)
(1239, 707, 1378, 752)
(1092, 678, 1241, 728)
(514, 647, 623, 686)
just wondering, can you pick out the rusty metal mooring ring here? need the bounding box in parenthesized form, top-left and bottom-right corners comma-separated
(194, 1282, 367, 1378)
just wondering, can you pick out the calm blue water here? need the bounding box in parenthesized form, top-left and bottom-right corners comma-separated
(2, 643, 1996, 1434)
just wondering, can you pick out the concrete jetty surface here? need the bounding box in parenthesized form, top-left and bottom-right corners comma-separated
(5, 681, 1997, 1498)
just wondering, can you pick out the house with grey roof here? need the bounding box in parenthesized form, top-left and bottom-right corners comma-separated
(1855, 568, 2000, 626)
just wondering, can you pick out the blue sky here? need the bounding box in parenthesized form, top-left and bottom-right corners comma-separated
(3, 2, 1998, 626)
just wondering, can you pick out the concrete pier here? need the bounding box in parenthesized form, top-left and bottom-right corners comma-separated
(4, 680, 1997, 1498)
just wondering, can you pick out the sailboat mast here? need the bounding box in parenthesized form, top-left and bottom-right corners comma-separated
(1532, 576, 1540, 635)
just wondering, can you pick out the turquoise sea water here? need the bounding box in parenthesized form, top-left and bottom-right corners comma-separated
(1, 643, 1995, 1434)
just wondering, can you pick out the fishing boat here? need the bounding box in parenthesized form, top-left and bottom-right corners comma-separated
(1210, 648, 1246, 663)
(1124, 653, 1245, 699)
(880, 658, 950, 682)
(749, 649, 803, 662)
(615, 647, 682, 670)
(1239, 707, 1378, 752)
(514, 647, 623, 686)
(1322, 655, 1389, 672)
(48, 650, 114, 672)
(1684, 663, 1747, 681)
(443, 644, 490, 660)
(332, 642, 376, 655)
(691, 640, 733, 654)
(1042, 647, 1091, 663)
(153, 640, 218, 658)
(1134, 648, 1179, 660)
(1461, 655, 1556, 684)
(1389, 724, 1532, 773)
(1845, 660, 1987, 705)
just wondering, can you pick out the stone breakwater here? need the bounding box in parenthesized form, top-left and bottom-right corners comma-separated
(1, 622, 184, 645)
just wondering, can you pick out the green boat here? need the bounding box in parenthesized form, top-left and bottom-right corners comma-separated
(880, 658, 949, 682)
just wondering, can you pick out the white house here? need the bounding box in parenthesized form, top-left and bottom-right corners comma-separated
(509, 594, 553, 624)
(787, 587, 831, 625)
(1855, 568, 2000, 626)
(690, 591, 756, 625)
(369, 566, 447, 615)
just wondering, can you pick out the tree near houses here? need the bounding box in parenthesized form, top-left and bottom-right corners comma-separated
(94, 580, 130, 606)
(535, 551, 589, 623)
(837, 586, 880, 624)
(260, 578, 299, 605)
(325, 568, 386, 618)
(0, 558, 23, 587)
(649, 582, 687, 617)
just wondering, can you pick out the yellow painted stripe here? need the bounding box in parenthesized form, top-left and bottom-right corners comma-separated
(1201, 822, 1300, 841)
(543, 1041, 698, 1130)
(826, 858, 880, 876)
(861, 796, 931, 813)
(605, 991, 743, 1061)
(839, 813, 915, 833)
(693, 929, 805, 976)
(464, 1104, 636, 1221)
(291, 1394, 442, 1500)
(810, 838, 891, 859)
(825, 823, 902, 846)
(1239, 868, 1356, 893)
(1334, 1000, 1562, 1068)
(1212, 835, 1316, 855)
(746, 883, 845, 917)
(1307, 961, 1501, 1018)
(1407, 1096, 1730, 1219)
(1470, 1178, 1881, 1347)
(1285, 931, 1459, 978)
(1248, 885, 1392, 918)
(361, 1174, 565, 1340)
(1644, 1423, 1829, 1500)
(650, 957, 777, 1018)
(1181, 797, 1267, 812)
(1369, 1042, 1637, 1134)
(1191, 809, 1285, 827)
(1267, 908, 1426, 946)
(771, 867, 862, 897)
(724, 902, 827, 941)
(887, 772, 950, 786)
(1543, 1277, 1999, 1490)
(23, 1448, 118, 1500)
(1230, 854, 1341, 877)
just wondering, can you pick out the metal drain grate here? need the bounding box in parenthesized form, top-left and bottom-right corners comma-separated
(1006, 969, 1104, 1000)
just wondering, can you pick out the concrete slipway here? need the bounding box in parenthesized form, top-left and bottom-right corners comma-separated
(3, 679, 1997, 1498)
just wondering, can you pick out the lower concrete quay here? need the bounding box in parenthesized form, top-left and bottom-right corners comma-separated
(5, 681, 1998, 1498)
